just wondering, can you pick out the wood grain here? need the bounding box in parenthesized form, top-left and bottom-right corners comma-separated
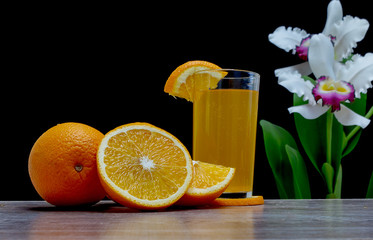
(0, 199, 372, 239)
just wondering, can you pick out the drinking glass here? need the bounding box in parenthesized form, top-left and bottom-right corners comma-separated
(192, 69, 260, 198)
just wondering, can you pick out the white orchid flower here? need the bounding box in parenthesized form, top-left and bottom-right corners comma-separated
(269, 0, 369, 76)
(278, 34, 373, 128)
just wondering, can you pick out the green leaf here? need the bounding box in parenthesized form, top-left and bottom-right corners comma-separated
(334, 165, 342, 199)
(342, 93, 367, 157)
(293, 94, 326, 174)
(285, 145, 311, 199)
(341, 54, 354, 64)
(342, 130, 362, 158)
(260, 120, 299, 199)
(331, 115, 344, 176)
(366, 171, 373, 198)
(322, 162, 334, 195)
(293, 94, 344, 185)
(326, 193, 337, 199)
(301, 75, 316, 85)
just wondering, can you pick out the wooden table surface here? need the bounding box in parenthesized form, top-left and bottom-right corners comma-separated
(1, 199, 372, 239)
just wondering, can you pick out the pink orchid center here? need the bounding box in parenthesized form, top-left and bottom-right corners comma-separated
(296, 36, 311, 61)
(312, 76, 355, 112)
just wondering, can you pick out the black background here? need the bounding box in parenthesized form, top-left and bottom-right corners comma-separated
(3, 0, 372, 200)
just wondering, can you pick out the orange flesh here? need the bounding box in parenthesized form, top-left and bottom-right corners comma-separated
(191, 161, 232, 189)
(103, 129, 189, 200)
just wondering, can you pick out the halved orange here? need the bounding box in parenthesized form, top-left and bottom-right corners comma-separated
(164, 60, 223, 101)
(97, 123, 193, 210)
(175, 160, 235, 206)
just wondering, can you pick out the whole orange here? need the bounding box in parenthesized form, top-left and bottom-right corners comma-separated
(28, 122, 106, 206)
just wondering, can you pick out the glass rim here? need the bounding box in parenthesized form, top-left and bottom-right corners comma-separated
(194, 68, 260, 80)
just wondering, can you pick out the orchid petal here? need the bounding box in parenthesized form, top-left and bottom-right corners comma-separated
(331, 16, 370, 60)
(274, 62, 312, 77)
(308, 34, 336, 79)
(269, 26, 309, 53)
(288, 104, 329, 119)
(277, 71, 316, 105)
(322, 0, 343, 35)
(337, 53, 373, 98)
(334, 104, 371, 128)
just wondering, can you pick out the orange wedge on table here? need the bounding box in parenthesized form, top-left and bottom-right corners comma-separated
(211, 196, 264, 206)
(97, 123, 193, 210)
(164, 60, 224, 101)
(176, 160, 235, 206)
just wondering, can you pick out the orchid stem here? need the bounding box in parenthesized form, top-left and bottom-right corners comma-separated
(326, 110, 333, 166)
(368, 105, 373, 119)
(344, 105, 373, 145)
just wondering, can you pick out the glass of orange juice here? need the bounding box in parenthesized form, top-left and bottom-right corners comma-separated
(192, 69, 260, 198)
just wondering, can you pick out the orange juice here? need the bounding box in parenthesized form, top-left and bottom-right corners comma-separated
(193, 89, 259, 197)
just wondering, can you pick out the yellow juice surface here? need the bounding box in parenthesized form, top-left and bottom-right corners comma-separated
(193, 89, 259, 194)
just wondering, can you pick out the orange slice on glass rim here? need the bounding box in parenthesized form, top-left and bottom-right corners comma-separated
(97, 123, 193, 210)
(164, 60, 224, 101)
(175, 160, 235, 206)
